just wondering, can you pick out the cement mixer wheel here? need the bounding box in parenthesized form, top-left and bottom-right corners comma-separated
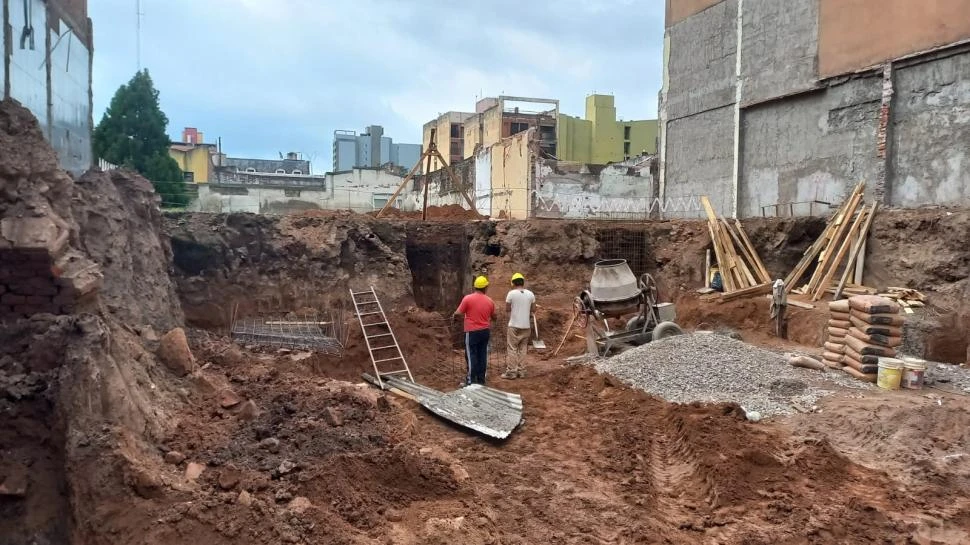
(652, 321, 684, 341)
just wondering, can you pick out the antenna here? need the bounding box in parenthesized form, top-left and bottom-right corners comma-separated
(136, 0, 143, 70)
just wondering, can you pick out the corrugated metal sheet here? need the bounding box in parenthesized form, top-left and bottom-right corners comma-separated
(382, 377, 523, 439)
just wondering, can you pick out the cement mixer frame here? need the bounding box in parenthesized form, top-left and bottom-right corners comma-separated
(575, 259, 683, 357)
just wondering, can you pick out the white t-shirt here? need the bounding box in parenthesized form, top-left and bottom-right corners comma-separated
(506, 288, 536, 329)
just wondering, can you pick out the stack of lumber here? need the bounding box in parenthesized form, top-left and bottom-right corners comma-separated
(821, 299, 851, 369)
(878, 287, 926, 314)
(784, 182, 879, 301)
(700, 197, 772, 300)
(841, 295, 904, 383)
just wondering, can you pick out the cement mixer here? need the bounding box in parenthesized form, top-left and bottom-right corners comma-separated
(575, 259, 683, 356)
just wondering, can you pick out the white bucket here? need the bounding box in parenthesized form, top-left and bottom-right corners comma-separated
(901, 357, 927, 390)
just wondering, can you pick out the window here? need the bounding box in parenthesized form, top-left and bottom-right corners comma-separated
(275, 169, 286, 174)
(510, 122, 529, 135)
(623, 141, 631, 155)
(450, 141, 462, 157)
(245, 167, 256, 173)
(284, 189, 301, 197)
(373, 193, 392, 209)
(292, 169, 302, 175)
(624, 126, 631, 140)
(183, 171, 195, 182)
(450, 124, 461, 138)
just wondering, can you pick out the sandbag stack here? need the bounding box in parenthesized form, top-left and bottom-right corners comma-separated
(821, 299, 852, 369)
(841, 295, 903, 383)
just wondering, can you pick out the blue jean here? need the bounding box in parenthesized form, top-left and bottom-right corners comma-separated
(464, 328, 490, 385)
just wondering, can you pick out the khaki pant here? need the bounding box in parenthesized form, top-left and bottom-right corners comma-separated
(506, 326, 530, 375)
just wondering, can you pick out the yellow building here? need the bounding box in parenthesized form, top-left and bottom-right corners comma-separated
(422, 112, 475, 172)
(168, 128, 218, 183)
(557, 95, 658, 164)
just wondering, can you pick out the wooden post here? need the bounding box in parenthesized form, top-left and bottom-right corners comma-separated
(421, 150, 433, 220)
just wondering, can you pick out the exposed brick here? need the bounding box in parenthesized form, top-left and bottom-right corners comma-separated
(25, 295, 51, 305)
(52, 292, 75, 305)
(1, 294, 26, 305)
(0, 305, 13, 314)
(0, 284, 5, 295)
(14, 304, 56, 315)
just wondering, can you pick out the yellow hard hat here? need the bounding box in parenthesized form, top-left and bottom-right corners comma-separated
(474, 276, 489, 289)
(510, 272, 525, 285)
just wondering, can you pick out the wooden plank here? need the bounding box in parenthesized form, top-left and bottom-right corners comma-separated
(734, 219, 771, 282)
(720, 281, 772, 301)
(807, 183, 865, 294)
(706, 221, 736, 293)
(788, 300, 816, 310)
(833, 202, 878, 300)
(701, 197, 736, 292)
(720, 218, 757, 287)
(854, 238, 866, 285)
(783, 185, 859, 292)
(721, 218, 759, 286)
(811, 203, 865, 302)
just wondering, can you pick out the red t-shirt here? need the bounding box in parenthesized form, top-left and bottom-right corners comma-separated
(457, 292, 495, 332)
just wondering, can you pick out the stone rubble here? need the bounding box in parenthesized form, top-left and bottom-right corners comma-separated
(594, 332, 872, 418)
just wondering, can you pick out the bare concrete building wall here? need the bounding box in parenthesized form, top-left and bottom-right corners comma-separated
(665, 106, 734, 218)
(739, 77, 881, 218)
(739, 0, 818, 105)
(889, 50, 970, 207)
(661, 0, 970, 217)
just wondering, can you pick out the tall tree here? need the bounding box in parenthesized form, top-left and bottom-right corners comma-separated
(93, 70, 188, 207)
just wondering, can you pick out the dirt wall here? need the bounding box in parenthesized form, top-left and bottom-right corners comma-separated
(0, 99, 186, 545)
(164, 212, 414, 329)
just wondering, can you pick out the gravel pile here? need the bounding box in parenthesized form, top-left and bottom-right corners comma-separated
(927, 362, 970, 393)
(595, 332, 871, 418)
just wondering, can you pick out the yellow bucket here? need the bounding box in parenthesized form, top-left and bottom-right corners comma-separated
(876, 358, 903, 390)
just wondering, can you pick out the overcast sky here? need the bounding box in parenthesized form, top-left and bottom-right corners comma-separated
(91, 0, 665, 173)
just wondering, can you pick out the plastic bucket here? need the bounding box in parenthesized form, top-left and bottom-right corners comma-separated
(876, 358, 903, 390)
(901, 357, 927, 390)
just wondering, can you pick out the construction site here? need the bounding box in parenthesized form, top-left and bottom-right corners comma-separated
(2, 91, 970, 544)
(2, 0, 970, 542)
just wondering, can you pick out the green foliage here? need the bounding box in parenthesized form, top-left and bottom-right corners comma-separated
(93, 70, 187, 208)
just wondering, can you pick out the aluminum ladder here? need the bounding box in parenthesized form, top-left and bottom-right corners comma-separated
(350, 287, 414, 389)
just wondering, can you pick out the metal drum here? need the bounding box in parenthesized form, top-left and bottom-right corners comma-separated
(588, 259, 642, 316)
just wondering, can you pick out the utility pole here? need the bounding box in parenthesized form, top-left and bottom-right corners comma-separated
(136, 0, 143, 70)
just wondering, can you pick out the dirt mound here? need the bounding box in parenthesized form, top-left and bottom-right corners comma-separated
(117, 342, 469, 544)
(377, 204, 479, 220)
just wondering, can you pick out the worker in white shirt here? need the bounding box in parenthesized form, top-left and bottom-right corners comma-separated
(502, 272, 536, 379)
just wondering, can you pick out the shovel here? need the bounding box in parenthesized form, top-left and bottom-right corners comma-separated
(531, 315, 547, 350)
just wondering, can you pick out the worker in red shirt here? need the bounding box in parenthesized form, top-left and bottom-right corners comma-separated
(454, 276, 496, 385)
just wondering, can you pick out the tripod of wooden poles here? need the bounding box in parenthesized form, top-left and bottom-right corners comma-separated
(375, 128, 482, 220)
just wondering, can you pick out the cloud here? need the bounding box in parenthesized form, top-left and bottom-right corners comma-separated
(91, 0, 664, 171)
